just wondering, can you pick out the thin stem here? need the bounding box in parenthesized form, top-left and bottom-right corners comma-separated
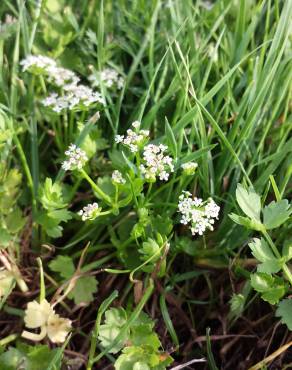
(262, 230, 292, 286)
(80, 169, 112, 205)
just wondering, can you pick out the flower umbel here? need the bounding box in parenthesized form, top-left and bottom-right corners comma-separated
(112, 170, 126, 185)
(88, 67, 124, 90)
(178, 191, 220, 235)
(115, 121, 149, 153)
(78, 202, 100, 221)
(22, 299, 72, 343)
(140, 144, 174, 181)
(20, 55, 57, 73)
(181, 162, 198, 175)
(62, 144, 88, 171)
(42, 85, 105, 113)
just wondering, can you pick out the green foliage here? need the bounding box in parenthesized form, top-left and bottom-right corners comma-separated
(263, 200, 291, 230)
(235, 184, 261, 221)
(49, 255, 75, 279)
(49, 255, 98, 304)
(39, 178, 68, 210)
(68, 276, 98, 305)
(0, 169, 22, 213)
(248, 238, 282, 274)
(1, 0, 292, 368)
(98, 307, 128, 354)
(37, 178, 72, 238)
(250, 273, 287, 305)
(230, 183, 292, 325)
(98, 308, 173, 369)
(276, 299, 292, 330)
(0, 344, 61, 370)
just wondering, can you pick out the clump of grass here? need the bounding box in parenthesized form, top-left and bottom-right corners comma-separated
(0, 0, 291, 369)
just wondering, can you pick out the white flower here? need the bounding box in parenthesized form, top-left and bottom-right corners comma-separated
(22, 299, 71, 343)
(47, 313, 72, 343)
(88, 67, 124, 90)
(181, 162, 198, 175)
(112, 170, 126, 184)
(140, 144, 174, 182)
(78, 202, 100, 221)
(47, 66, 80, 88)
(114, 122, 149, 153)
(178, 191, 220, 236)
(20, 55, 80, 89)
(0, 269, 14, 298)
(20, 55, 57, 72)
(62, 144, 88, 171)
(42, 84, 105, 113)
(24, 299, 54, 329)
(132, 120, 140, 129)
(115, 135, 124, 144)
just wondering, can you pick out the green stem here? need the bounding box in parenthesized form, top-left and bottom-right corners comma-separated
(262, 230, 281, 258)
(80, 169, 112, 205)
(0, 334, 18, 347)
(262, 230, 292, 286)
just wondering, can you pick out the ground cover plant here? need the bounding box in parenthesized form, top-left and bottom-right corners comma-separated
(0, 0, 291, 369)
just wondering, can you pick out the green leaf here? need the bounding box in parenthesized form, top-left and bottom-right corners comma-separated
(150, 216, 173, 236)
(133, 362, 150, 370)
(0, 348, 27, 370)
(98, 307, 129, 354)
(49, 255, 75, 279)
(248, 238, 282, 273)
(229, 294, 245, 317)
(5, 207, 26, 234)
(0, 345, 59, 370)
(68, 276, 98, 305)
(229, 213, 264, 231)
(276, 299, 292, 330)
(130, 312, 160, 351)
(115, 346, 172, 370)
(250, 273, 286, 304)
(77, 122, 108, 158)
(263, 199, 291, 229)
(47, 209, 72, 222)
(139, 238, 161, 263)
(235, 183, 261, 221)
(0, 227, 12, 247)
(165, 118, 177, 159)
(0, 169, 22, 213)
(35, 212, 63, 238)
(39, 178, 67, 210)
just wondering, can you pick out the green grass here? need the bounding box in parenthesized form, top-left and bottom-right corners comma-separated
(0, 0, 291, 369)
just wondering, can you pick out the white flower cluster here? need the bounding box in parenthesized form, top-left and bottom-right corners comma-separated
(181, 161, 198, 175)
(112, 170, 126, 184)
(20, 55, 105, 112)
(178, 191, 220, 235)
(115, 121, 149, 153)
(20, 55, 57, 73)
(140, 144, 174, 181)
(42, 85, 105, 113)
(78, 202, 100, 221)
(62, 144, 88, 171)
(22, 299, 71, 343)
(89, 67, 124, 90)
(47, 66, 80, 88)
